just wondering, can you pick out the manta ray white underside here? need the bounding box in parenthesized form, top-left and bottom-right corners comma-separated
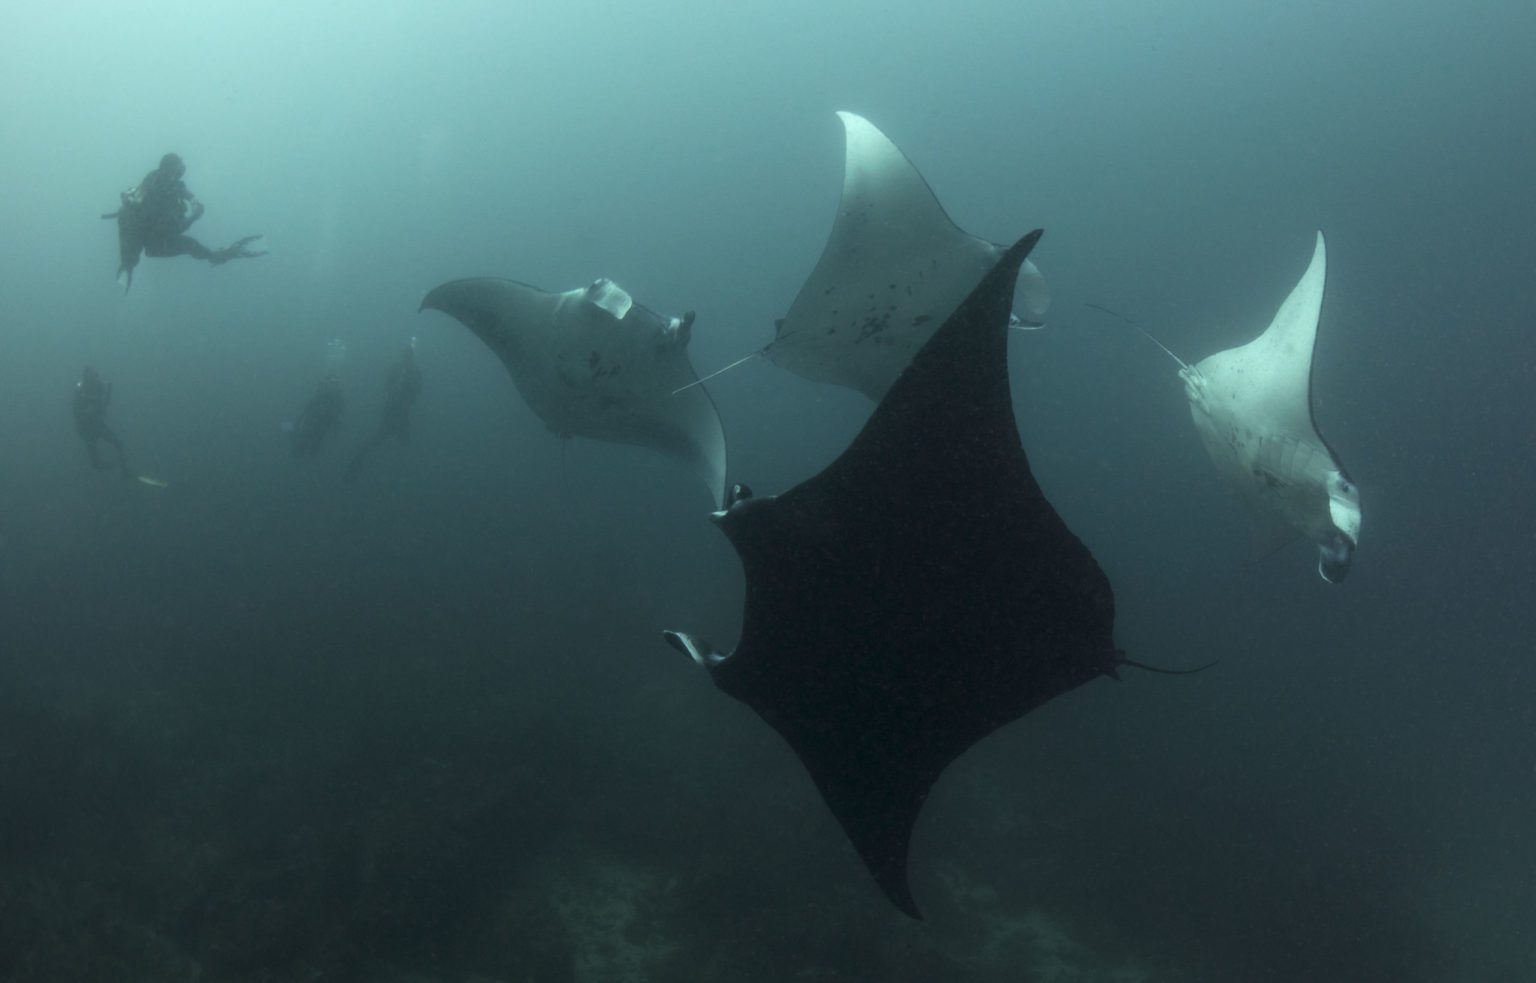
(1180, 231, 1361, 582)
(770, 111, 1051, 402)
(421, 277, 727, 507)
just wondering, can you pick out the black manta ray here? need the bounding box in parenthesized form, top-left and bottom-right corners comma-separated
(665, 230, 1190, 919)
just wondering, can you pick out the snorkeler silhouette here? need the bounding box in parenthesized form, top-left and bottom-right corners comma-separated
(102, 153, 266, 291)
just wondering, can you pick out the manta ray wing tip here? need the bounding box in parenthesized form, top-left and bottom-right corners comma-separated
(1011, 228, 1044, 258)
(886, 882, 924, 921)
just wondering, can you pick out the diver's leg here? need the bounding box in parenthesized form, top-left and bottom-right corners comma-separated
(210, 236, 267, 265)
(82, 436, 105, 472)
(143, 235, 216, 261)
(99, 427, 132, 479)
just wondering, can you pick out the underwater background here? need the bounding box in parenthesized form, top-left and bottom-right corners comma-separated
(1, 1, 1534, 980)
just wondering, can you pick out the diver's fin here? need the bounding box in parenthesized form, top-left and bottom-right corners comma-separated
(212, 235, 267, 265)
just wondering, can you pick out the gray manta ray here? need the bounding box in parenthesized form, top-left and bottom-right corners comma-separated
(769, 111, 1051, 402)
(420, 277, 726, 506)
(664, 231, 1172, 918)
(1136, 232, 1361, 582)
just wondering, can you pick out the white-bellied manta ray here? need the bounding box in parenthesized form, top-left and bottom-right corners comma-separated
(420, 277, 727, 507)
(684, 111, 1050, 402)
(773, 111, 1050, 401)
(664, 230, 1206, 918)
(1115, 231, 1361, 582)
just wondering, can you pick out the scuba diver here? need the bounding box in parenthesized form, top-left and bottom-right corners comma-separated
(289, 374, 345, 458)
(101, 153, 266, 291)
(345, 341, 423, 482)
(72, 367, 133, 480)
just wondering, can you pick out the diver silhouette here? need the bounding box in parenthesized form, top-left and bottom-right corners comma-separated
(345, 342, 423, 482)
(289, 374, 345, 458)
(72, 367, 132, 480)
(102, 153, 265, 290)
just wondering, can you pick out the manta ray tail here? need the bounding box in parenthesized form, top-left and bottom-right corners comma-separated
(1086, 302, 1190, 371)
(1116, 655, 1218, 675)
(671, 348, 767, 396)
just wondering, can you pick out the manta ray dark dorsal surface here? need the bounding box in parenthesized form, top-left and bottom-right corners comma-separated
(667, 230, 1119, 918)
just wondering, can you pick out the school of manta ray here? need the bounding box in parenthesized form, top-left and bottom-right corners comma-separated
(109, 111, 1361, 919)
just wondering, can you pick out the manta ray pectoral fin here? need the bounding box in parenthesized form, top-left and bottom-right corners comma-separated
(770, 112, 1051, 402)
(662, 630, 729, 668)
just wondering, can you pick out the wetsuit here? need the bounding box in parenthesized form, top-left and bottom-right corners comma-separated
(346, 349, 423, 481)
(290, 376, 345, 458)
(73, 370, 132, 479)
(131, 165, 216, 261)
(103, 154, 264, 289)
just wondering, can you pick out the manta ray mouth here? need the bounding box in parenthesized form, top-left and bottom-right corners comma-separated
(1318, 534, 1354, 584)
